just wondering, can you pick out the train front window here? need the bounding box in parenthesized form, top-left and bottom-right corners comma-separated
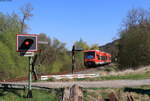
(84, 52, 95, 59)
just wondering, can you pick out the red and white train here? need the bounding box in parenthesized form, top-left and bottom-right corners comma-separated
(83, 50, 111, 67)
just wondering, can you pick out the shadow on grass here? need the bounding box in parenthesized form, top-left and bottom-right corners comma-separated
(0, 91, 5, 96)
(0, 88, 24, 98)
(0, 88, 64, 100)
(124, 87, 150, 95)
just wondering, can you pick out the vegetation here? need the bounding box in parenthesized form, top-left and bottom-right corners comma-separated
(0, 7, 99, 80)
(1, 2, 150, 101)
(98, 73, 150, 80)
(46, 72, 150, 82)
(73, 70, 150, 81)
(83, 86, 150, 101)
(0, 3, 150, 80)
(0, 11, 73, 80)
(0, 12, 28, 80)
(0, 89, 60, 101)
(118, 8, 150, 69)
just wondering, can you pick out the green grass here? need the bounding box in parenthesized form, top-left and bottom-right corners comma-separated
(99, 73, 150, 80)
(46, 73, 150, 82)
(74, 73, 150, 81)
(0, 89, 60, 101)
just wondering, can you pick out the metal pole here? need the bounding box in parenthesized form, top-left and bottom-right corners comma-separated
(27, 56, 32, 98)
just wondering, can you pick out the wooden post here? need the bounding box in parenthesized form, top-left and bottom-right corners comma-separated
(63, 87, 70, 101)
(127, 94, 134, 101)
(72, 45, 75, 74)
(109, 92, 118, 101)
(63, 84, 83, 101)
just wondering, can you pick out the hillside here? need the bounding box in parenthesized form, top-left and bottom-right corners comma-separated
(100, 39, 119, 62)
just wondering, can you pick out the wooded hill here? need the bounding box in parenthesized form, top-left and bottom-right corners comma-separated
(100, 39, 119, 62)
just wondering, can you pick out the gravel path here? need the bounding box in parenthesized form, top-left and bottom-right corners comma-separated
(1, 79, 150, 88)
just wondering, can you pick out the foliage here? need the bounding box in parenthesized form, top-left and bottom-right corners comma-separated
(0, 13, 28, 80)
(118, 8, 150, 69)
(74, 39, 89, 69)
(35, 34, 72, 74)
(90, 43, 99, 50)
(0, 89, 60, 101)
(0, 12, 72, 80)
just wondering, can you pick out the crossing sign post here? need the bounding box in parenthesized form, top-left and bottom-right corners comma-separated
(16, 34, 48, 98)
(16, 34, 38, 98)
(16, 34, 38, 57)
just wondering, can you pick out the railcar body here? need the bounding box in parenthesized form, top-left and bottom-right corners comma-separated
(84, 50, 111, 67)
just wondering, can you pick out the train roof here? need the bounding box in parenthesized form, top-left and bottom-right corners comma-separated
(83, 50, 100, 52)
(83, 50, 111, 56)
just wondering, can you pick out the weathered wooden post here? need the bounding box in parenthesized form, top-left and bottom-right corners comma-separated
(63, 84, 83, 101)
(127, 94, 134, 101)
(109, 92, 118, 101)
(72, 45, 75, 74)
(71, 45, 83, 74)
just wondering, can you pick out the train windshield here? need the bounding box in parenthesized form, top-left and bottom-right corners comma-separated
(84, 52, 95, 59)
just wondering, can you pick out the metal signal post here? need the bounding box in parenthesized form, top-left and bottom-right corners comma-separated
(27, 56, 33, 98)
(16, 34, 49, 98)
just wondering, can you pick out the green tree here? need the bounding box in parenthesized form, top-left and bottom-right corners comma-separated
(0, 13, 28, 79)
(118, 8, 150, 69)
(74, 39, 90, 69)
(35, 34, 71, 74)
(90, 44, 99, 50)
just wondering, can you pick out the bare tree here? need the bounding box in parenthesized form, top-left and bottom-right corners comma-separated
(122, 8, 150, 30)
(20, 3, 33, 33)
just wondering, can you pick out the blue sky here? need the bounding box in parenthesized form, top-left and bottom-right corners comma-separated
(0, 0, 150, 49)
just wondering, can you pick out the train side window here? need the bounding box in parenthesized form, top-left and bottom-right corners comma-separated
(97, 55, 100, 60)
(100, 56, 102, 60)
(101, 56, 105, 60)
(105, 56, 107, 60)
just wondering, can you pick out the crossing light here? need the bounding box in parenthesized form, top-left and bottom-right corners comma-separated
(17, 34, 38, 52)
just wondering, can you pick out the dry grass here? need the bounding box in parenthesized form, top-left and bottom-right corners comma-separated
(83, 87, 150, 101)
(100, 65, 150, 76)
